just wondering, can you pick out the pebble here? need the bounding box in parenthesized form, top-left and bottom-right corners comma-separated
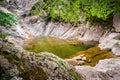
(80, 54, 85, 57)
(82, 57, 86, 61)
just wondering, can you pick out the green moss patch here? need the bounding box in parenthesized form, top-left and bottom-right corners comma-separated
(56, 60, 81, 80)
(0, 10, 19, 28)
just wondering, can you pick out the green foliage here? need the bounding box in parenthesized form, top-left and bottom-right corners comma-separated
(30, 0, 120, 26)
(0, 10, 19, 28)
(0, 33, 8, 39)
(1, 76, 11, 80)
(29, 0, 81, 24)
(80, 0, 120, 26)
(0, 0, 6, 2)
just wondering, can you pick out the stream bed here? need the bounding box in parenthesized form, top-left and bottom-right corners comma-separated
(24, 36, 96, 58)
(24, 36, 115, 66)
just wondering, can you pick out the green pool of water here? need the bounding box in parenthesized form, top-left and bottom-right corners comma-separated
(24, 36, 95, 58)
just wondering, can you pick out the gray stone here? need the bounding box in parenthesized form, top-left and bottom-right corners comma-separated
(10, 76, 23, 80)
(76, 58, 120, 80)
(99, 33, 120, 56)
(113, 14, 120, 32)
(77, 61, 85, 65)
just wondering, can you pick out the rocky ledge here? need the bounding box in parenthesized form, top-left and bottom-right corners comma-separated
(76, 57, 120, 80)
(0, 39, 80, 80)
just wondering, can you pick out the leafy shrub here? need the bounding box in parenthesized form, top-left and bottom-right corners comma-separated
(0, 10, 19, 28)
(0, 0, 6, 2)
(80, 0, 120, 26)
(29, 0, 120, 26)
(29, 0, 81, 24)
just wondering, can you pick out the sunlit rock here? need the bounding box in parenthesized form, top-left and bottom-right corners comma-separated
(99, 33, 120, 56)
(75, 58, 120, 80)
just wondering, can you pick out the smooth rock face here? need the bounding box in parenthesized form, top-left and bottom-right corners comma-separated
(24, 17, 105, 41)
(99, 33, 120, 56)
(113, 14, 120, 32)
(75, 58, 120, 80)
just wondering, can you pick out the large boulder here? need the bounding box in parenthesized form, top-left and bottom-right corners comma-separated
(99, 33, 120, 56)
(75, 58, 120, 80)
(0, 39, 80, 80)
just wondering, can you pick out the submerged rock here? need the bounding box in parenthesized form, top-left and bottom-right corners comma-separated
(66, 46, 114, 66)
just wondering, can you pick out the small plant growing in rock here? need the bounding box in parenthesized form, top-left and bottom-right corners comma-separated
(0, 33, 9, 39)
(0, 10, 19, 28)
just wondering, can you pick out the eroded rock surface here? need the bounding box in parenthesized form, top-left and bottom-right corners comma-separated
(99, 33, 120, 56)
(75, 58, 120, 80)
(0, 39, 80, 80)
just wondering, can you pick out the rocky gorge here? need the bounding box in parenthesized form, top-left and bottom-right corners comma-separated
(0, 0, 120, 80)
